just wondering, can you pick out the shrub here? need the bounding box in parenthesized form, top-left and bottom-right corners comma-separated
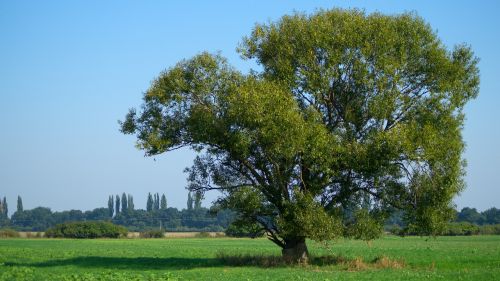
(140, 229, 165, 238)
(478, 224, 500, 235)
(45, 221, 127, 238)
(0, 229, 20, 238)
(195, 231, 211, 238)
(443, 222, 480, 236)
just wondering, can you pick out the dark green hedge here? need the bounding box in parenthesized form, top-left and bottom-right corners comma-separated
(0, 229, 19, 238)
(139, 229, 165, 238)
(45, 221, 127, 238)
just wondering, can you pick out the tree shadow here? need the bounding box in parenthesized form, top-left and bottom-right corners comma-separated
(5, 256, 221, 270)
(4, 254, 359, 270)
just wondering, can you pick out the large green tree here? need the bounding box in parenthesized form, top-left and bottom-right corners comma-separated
(121, 9, 479, 262)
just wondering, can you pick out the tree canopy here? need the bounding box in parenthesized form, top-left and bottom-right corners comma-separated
(121, 9, 479, 262)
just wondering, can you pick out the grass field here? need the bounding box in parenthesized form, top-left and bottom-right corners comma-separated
(1, 236, 499, 281)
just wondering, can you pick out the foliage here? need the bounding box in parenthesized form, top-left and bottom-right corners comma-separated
(345, 209, 384, 241)
(140, 229, 165, 238)
(225, 221, 265, 238)
(456, 207, 500, 225)
(115, 195, 120, 215)
(194, 231, 212, 238)
(146, 193, 153, 212)
(107, 196, 114, 218)
(121, 193, 128, 213)
(45, 221, 127, 238)
(478, 224, 500, 235)
(11, 207, 54, 231)
(121, 8, 479, 258)
(161, 194, 167, 210)
(0, 196, 8, 219)
(389, 222, 500, 236)
(5, 203, 234, 232)
(0, 228, 19, 238)
(17, 196, 23, 213)
(442, 222, 480, 236)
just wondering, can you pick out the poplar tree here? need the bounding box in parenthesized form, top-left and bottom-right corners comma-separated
(2, 197, 7, 217)
(187, 192, 193, 211)
(154, 193, 160, 210)
(108, 195, 114, 217)
(194, 192, 202, 210)
(128, 194, 134, 211)
(115, 194, 120, 215)
(121, 193, 128, 212)
(146, 193, 153, 212)
(16, 196, 23, 213)
(160, 194, 167, 210)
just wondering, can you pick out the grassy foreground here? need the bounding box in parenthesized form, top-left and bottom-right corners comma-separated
(0, 236, 499, 281)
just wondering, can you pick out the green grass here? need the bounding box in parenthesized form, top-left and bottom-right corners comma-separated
(0, 236, 499, 280)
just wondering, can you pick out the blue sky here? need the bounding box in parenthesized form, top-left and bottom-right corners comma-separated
(0, 1, 498, 214)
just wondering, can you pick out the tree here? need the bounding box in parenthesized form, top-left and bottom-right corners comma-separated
(154, 193, 160, 210)
(121, 9, 479, 262)
(194, 191, 203, 210)
(160, 194, 167, 210)
(17, 196, 23, 213)
(128, 194, 135, 211)
(2, 197, 7, 217)
(108, 195, 114, 217)
(11, 207, 53, 231)
(186, 192, 193, 211)
(115, 195, 120, 215)
(121, 193, 128, 213)
(146, 193, 153, 212)
(457, 207, 484, 224)
(482, 208, 500, 225)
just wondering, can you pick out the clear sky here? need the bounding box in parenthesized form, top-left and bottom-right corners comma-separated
(1, 1, 498, 214)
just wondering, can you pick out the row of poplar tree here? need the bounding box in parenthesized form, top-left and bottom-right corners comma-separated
(0, 192, 202, 219)
(106, 192, 203, 218)
(0, 195, 24, 219)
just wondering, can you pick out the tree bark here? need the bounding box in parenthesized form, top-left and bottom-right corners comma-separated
(281, 237, 309, 264)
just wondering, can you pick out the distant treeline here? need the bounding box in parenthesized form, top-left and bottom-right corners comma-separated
(0, 193, 234, 232)
(386, 207, 500, 227)
(386, 207, 500, 235)
(0, 193, 499, 233)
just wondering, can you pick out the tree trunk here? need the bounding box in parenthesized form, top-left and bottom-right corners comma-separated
(282, 237, 309, 264)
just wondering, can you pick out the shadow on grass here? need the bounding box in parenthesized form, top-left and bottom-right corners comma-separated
(4, 254, 404, 270)
(5, 257, 220, 270)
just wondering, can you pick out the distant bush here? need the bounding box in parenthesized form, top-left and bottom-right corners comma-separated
(139, 229, 165, 238)
(45, 221, 127, 238)
(195, 231, 212, 238)
(0, 229, 20, 238)
(478, 224, 500, 235)
(443, 222, 480, 236)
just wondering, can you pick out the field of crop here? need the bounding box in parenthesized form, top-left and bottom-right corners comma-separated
(0, 236, 499, 281)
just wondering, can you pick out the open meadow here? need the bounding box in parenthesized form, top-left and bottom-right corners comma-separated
(0, 236, 499, 281)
